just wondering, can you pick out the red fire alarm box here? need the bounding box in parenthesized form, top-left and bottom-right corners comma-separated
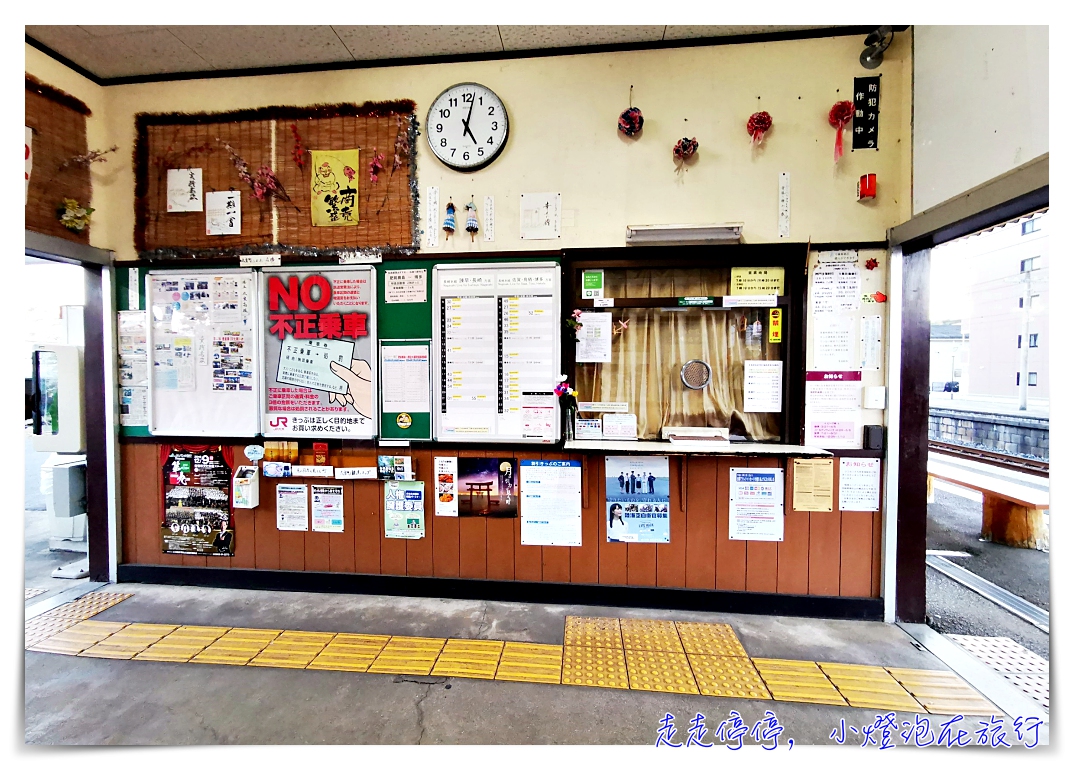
(858, 173, 877, 200)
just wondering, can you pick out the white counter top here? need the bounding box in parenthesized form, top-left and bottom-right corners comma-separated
(563, 440, 832, 456)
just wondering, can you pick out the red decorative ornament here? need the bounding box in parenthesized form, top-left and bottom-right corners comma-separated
(865, 258, 879, 270)
(829, 100, 854, 162)
(673, 137, 699, 162)
(747, 111, 772, 145)
(618, 107, 644, 137)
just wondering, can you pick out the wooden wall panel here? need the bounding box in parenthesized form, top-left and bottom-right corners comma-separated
(597, 455, 627, 585)
(777, 461, 809, 594)
(871, 510, 883, 598)
(840, 510, 875, 597)
(119, 444, 139, 563)
(406, 449, 435, 576)
(458, 450, 487, 579)
(432, 484, 461, 578)
(743, 457, 779, 594)
(486, 450, 521, 581)
(572, 456, 600, 584)
(684, 456, 717, 590)
(656, 456, 687, 588)
(537, 451, 571, 583)
(808, 509, 842, 596)
(716, 458, 747, 591)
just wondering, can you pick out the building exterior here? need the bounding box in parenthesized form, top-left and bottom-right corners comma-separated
(929, 321, 968, 392)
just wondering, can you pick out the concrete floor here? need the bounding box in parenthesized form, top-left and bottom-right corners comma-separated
(26, 583, 1002, 746)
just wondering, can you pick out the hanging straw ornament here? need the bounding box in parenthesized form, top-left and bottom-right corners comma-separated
(443, 199, 456, 235)
(673, 137, 699, 166)
(618, 85, 644, 137)
(747, 111, 772, 146)
(829, 100, 854, 163)
(465, 199, 479, 241)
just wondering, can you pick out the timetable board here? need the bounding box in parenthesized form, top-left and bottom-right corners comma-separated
(433, 263, 561, 443)
(146, 269, 261, 437)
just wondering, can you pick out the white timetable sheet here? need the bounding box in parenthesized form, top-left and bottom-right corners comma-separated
(434, 264, 561, 443)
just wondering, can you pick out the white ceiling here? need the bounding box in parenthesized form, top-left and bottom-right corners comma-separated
(26, 25, 833, 81)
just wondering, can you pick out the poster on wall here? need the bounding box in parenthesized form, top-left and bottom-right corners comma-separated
(310, 149, 360, 227)
(728, 467, 785, 541)
(839, 457, 881, 512)
(276, 484, 309, 531)
(384, 481, 425, 539)
(805, 371, 863, 449)
(311, 484, 345, 532)
(161, 446, 234, 556)
(457, 458, 519, 517)
(604, 456, 670, 543)
(520, 460, 582, 546)
(434, 456, 459, 516)
(261, 266, 377, 438)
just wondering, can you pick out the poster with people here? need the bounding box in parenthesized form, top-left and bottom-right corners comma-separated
(457, 457, 519, 517)
(605, 456, 670, 543)
(161, 445, 234, 556)
(262, 266, 376, 438)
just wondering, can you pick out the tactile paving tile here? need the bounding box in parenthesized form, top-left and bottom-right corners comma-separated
(190, 628, 282, 666)
(367, 637, 446, 675)
(674, 621, 748, 657)
(249, 631, 337, 669)
(563, 616, 623, 649)
(885, 668, 1003, 716)
(1003, 673, 1049, 710)
(752, 659, 848, 706)
(29, 621, 129, 655)
(25, 588, 47, 600)
(818, 663, 924, 712)
(80, 623, 180, 660)
(561, 645, 629, 689)
(24, 593, 133, 648)
(624, 649, 699, 694)
(619, 619, 685, 653)
(947, 635, 1049, 674)
(307, 634, 390, 673)
(431, 639, 505, 680)
(495, 642, 563, 684)
(135, 625, 230, 661)
(688, 654, 772, 699)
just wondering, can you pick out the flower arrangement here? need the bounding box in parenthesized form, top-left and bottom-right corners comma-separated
(290, 123, 308, 170)
(566, 309, 584, 337)
(60, 145, 119, 170)
(217, 139, 300, 211)
(555, 376, 579, 440)
(57, 198, 93, 232)
(376, 116, 413, 215)
(368, 150, 385, 183)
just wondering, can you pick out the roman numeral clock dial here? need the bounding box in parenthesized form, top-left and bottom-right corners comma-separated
(427, 82, 509, 171)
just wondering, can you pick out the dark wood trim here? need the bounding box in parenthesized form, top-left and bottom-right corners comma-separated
(29, 27, 906, 88)
(117, 563, 884, 620)
(900, 186, 1048, 255)
(895, 248, 931, 622)
(84, 266, 110, 582)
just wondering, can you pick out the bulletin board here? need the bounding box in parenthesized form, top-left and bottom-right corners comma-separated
(146, 269, 261, 437)
(432, 262, 561, 444)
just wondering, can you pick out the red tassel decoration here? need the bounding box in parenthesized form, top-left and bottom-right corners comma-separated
(829, 101, 854, 162)
(747, 111, 772, 146)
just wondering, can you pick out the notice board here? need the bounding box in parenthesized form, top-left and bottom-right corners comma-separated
(433, 262, 561, 443)
(146, 269, 261, 436)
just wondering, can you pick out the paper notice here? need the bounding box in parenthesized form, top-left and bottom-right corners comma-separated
(120, 387, 148, 426)
(384, 481, 426, 539)
(276, 484, 309, 531)
(743, 360, 783, 412)
(804, 371, 862, 449)
(381, 345, 430, 412)
(812, 263, 861, 314)
(602, 413, 638, 439)
(119, 357, 149, 387)
(311, 484, 345, 532)
(813, 315, 858, 370)
(860, 315, 883, 371)
(792, 458, 834, 511)
(167, 168, 203, 212)
(522, 393, 556, 440)
(839, 457, 881, 512)
(520, 460, 582, 546)
(729, 467, 785, 541)
(519, 192, 561, 239)
(206, 191, 241, 235)
(174, 336, 196, 391)
(277, 338, 355, 394)
(385, 269, 428, 304)
(434, 456, 459, 516)
(730, 267, 785, 295)
(483, 195, 495, 242)
(576, 311, 612, 363)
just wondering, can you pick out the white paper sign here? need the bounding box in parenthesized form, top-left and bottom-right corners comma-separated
(743, 360, 783, 412)
(578, 401, 629, 413)
(519, 192, 561, 239)
(812, 263, 861, 314)
(723, 295, 778, 308)
(778, 172, 790, 238)
(576, 311, 613, 363)
(385, 270, 427, 304)
(434, 456, 459, 516)
(813, 315, 858, 370)
(311, 484, 345, 532)
(334, 466, 377, 479)
(167, 168, 203, 212)
(291, 465, 335, 477)
(860, 315, 883, 371)
(805, 372, 863, 449)
(729, 467, 785, 541)
(128, 267, 140, 311)
(483, 195, 495, 242)
(426, 186, 439, 248)
(381, 345, 430, 413)
(816, 250, 859, 264)
(574, 418, 603, 439)
(602, 413, 638, 439)
(206, 191, 241, 235)
(276, 484, 309, 531)
(839, 457, 881, 512)
(520, 460, 582, 546)
(120, 357, 149, 387)
(277, 338, 354, 394)
(120, 387, 148, 426)
(522, 393, 556, 440)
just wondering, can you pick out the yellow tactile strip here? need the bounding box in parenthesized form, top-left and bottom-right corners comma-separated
(24, 596, 1004, 715)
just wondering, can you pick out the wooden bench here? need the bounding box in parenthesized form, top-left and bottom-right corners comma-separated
(927, 459, 1049, 550)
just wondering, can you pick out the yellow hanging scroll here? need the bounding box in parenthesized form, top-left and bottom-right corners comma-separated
(310, 149, 361, 227)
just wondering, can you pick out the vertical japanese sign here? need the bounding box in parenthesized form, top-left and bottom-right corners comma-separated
(262, 267, 376, 438)
(167, 168, 203, 212)
(161, 446, 234, 556)
(205, 191, 241, 235)
(605, 456, 670, 543)
(852, 76, 880, 150)
(310, 149, 360, 227)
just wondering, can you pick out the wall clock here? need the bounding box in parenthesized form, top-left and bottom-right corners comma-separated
(427, 82, 509, 171)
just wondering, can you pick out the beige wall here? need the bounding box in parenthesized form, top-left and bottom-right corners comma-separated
(26, 32, 911, 262)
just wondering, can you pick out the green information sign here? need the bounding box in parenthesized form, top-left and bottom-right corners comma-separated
(582, 269, 604, 299)
(678, 296, 715, 306)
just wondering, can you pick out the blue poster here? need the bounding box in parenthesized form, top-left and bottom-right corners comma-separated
(605, 456, 670, 543)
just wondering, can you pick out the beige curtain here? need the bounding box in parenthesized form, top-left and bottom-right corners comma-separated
(576, 268, 781, 440)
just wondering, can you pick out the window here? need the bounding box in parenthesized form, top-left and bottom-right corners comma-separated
(1029, 372, 1038, 386)
(1020, 257, 1039, 272)
(1022, 219, 1039, 235)
(1020, 295, 1041, 309)
(1029, 334, 1039, 348)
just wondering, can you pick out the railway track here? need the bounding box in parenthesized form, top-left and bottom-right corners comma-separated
(929, 440, 1049, 477)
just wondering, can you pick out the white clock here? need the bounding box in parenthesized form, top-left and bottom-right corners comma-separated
(427, 82, 509, 171)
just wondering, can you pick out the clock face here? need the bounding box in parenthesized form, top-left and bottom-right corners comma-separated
(427, 82, 509, 171)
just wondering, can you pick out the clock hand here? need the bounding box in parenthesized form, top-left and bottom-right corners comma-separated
(462, 98, 478, 144)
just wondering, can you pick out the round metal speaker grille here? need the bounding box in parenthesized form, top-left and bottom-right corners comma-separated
(680, 359, 712, 390)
